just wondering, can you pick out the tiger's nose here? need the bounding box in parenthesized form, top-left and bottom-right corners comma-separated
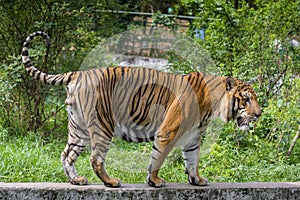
(255, 109, 262, 118)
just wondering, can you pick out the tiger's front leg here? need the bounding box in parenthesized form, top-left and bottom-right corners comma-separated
(90, 154, 121, 187)
(147, 130, 177, 187)
(147, 101, 182, 187)
(183, 141, 208, 186)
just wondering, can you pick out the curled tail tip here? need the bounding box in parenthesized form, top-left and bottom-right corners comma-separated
(23, 31, 50, 46)
(22, 31, 51, 83)
(22, 33, 50, 61)
(22, 31, 74, 86)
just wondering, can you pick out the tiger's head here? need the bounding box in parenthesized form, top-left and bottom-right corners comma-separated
(225, 77, 262, 131)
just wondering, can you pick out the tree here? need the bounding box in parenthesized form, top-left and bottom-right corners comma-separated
(0, 0, 131, 134)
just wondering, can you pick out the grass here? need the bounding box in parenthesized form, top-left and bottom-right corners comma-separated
(0, 130, 65, 182)
(1, 127, 300, 184)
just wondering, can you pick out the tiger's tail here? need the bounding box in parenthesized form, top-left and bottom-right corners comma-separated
(22, 31, 75, 85)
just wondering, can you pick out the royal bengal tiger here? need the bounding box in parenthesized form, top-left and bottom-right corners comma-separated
(22, 31, 261, 188)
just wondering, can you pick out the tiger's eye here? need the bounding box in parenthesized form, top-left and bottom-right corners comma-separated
(244, 97, 251, 103)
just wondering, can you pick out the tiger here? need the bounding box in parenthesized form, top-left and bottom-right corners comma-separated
(22, 31, 262, 188)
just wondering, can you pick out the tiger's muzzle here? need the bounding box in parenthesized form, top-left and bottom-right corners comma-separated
(237, 108, 262, 131)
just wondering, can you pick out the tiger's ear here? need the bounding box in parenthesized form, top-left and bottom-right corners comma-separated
(226, 76, 235, 91)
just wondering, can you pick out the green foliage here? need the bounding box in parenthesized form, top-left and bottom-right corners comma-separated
(0, 55, 23, 127)
(255, 78, 300, 163)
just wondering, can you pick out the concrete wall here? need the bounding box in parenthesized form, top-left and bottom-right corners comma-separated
(1, 182, 300, 200)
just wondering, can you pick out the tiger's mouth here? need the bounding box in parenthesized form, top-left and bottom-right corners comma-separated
(237, 116, 258, 131)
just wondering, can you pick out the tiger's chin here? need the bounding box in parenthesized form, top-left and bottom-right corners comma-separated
(239, 125, 250, 131)
(236, 116, 250, 131)
(237, 115, 259, 131)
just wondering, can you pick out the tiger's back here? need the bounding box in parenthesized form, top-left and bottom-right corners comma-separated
(67, 67, 212, 143)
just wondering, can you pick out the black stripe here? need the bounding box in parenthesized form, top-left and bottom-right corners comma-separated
(130, 86, 143, 116)
(24, 42, 30, 48)
(148, 164, 152, 172)
(178, 74, 185, 88)
(188, 74, 196, 85)
(112, 67, 118, 87)
(203, 110, 212, 121)
(58, 75, 65, 85)
(184, 145, 199, 152)
(67, 157, 75, 165)
(205, 76, 217, 85)
(66, 72, 74, 85)
(209, 80, 224, 93)
(121, 67, 125, 77)
(71, 149, 80, 157)
(149, 135, 155, 141)
(152, 144, 161, 153)
(192, 73, 200, 88)
(25, 61, 32, 68)
(95, 106, 114, 140)
(51, 78, 57, 85)
(22, 51, 29, 56)
(36, 71, 42, 80)
(92, 127, 113, 142)
(196, 73, 206, 91)
(36, 31, 42, 36)
(179, 78, 191, 97)
(32, 69, 38, 77)
(198, 122, 202, 129)
(43, 74, 47, 84)
(151, 155, 158, 160)
(155, 84, 165, 105)
(210, 91, 226, 112)
(187, 73, 193, 82)
(121, 134, 133, 142)
(131, 68, 141, 93)
(92, 143, 110, 153)
(100, 81, 111, 115)
(230, 96, 236, 120)
(93, 112, 113, 139)
(68, 143, 86, 148)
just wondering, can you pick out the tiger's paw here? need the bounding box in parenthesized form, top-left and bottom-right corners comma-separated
(70, 176, 89, 185)
(188, 175, 208, 186)
(147, 175, 166, 188)
(104, 178, 121, 188)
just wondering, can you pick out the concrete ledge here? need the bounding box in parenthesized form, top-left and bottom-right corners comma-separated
(1, 182, 300, 200)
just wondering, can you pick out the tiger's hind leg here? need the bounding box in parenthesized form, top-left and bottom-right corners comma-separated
(89, 126, 121, 187)
(182, 140, 208, 186)
(61, 117, 90, 185)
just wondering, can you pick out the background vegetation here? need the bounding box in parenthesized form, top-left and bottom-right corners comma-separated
(0, 0, 299, 184)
